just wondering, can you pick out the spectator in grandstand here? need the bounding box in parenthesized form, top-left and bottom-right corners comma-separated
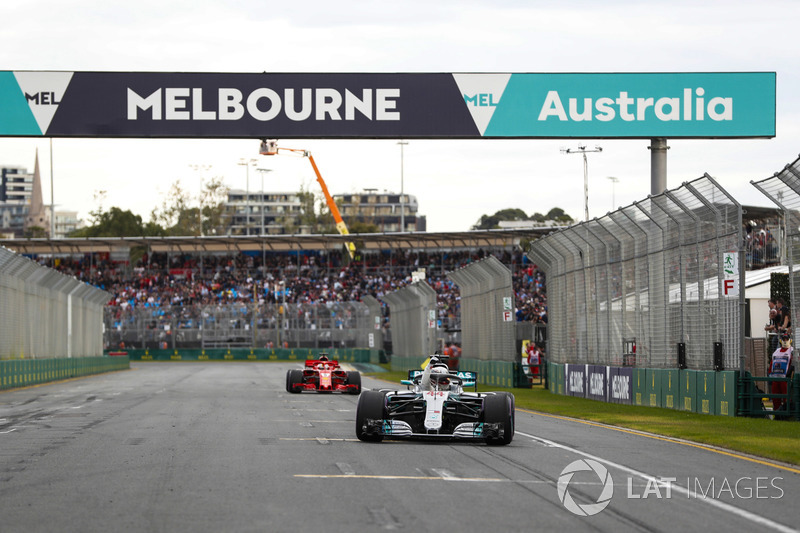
(44, 247, 549, 336)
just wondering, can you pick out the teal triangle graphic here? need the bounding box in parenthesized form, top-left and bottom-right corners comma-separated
(0, 71, 42, 135)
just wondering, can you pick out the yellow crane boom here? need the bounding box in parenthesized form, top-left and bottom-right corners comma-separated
(259, 140, 356, 258)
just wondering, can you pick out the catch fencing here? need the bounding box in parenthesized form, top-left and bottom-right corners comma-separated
(104, 300, 374, 351)
(447, 256, 515, 362)
(528, 175, 743, 370)
(381, 282, 438, 358)
(0, 246, 110, 358)
(361, 294, 385, 352)
(751, 153, 800, 345)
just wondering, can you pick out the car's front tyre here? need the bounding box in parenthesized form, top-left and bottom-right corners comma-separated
(287, 369, 303, 393)
(347, 371, 362, 394)
(356, 390, 385, 442)
(483, 392, 514, 445)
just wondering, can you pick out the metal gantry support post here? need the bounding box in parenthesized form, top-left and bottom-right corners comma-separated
(649, 138, 669, 196)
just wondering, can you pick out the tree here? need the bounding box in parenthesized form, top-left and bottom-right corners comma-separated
(150, 178, 229, 236)
(347, 220, 380, 234)
(200, 177, 229, 235)
(69, 207, 165, 238)
(24, 226, 48, 239)
(472, 206, 575, 230)
(546, 207, 572, 223)
(471, 208, 529, 230)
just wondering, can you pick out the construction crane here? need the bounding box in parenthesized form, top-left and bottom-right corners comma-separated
(259, 139, 356, 258)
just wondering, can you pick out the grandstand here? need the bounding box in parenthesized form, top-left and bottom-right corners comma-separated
(0, 229, 550, 352)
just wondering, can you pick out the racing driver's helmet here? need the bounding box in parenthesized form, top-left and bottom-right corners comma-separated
(431, 365, 450, 391)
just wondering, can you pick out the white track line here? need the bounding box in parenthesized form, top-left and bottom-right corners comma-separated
(518, 430, 794, 533)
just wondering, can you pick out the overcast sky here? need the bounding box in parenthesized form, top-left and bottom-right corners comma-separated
(1, 0, 798, 232)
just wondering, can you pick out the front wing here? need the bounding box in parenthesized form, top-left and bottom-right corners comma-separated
(360, 418, 506, 441)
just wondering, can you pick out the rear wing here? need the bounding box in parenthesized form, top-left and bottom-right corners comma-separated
(405, 370, 478, 391)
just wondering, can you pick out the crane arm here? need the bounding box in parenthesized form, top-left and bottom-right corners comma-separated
(260, 140, 356, 258)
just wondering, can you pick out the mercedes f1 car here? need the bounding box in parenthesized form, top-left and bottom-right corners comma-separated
(286, 354, 361, 394)
(356, 358, 514, 445)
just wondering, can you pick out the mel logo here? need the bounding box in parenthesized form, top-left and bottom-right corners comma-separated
(452, 73, 511, 135)
(13, 71, 74, 135)
(25, 92, 61, 105)
(463, 93, 499, 107)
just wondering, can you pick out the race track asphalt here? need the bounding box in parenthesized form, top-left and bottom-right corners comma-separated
(0, 362, 798, 533)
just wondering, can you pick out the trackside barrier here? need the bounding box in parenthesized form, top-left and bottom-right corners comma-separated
(662, 369, 680, 410)
(0, 356, 130, 391)
(545, 364, 744, 417)
(119, 348, 377, 363)
(548, 362, 565, 395)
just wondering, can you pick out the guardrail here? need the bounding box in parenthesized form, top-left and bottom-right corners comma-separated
(0, 355, 130, 391)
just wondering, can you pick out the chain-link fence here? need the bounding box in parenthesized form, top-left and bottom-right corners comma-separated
(381, 282, 437, 358)
(0, 246, 110, 358)
(529, 175, 743, 370)
(751, 154, 800, 348)
(447, 256, 515, 362)
(361, 294, 384, 351)
(103, 300, 373, 350)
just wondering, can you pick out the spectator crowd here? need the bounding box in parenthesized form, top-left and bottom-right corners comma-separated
(41, 248, 548, 329)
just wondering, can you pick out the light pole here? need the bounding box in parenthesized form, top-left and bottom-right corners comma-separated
(256, 168, 272, 271)
(238, 158, 257, 235)
(607, 176, 620, 211)
(255, 168, 272, 237)
(397, 141, 408, 232)
(561, 145, 603, 221)
(276, 280, 286, 348)
(189, 164, 211, 236)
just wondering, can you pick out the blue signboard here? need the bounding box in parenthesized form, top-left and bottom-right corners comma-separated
(0, 71, 775, 139)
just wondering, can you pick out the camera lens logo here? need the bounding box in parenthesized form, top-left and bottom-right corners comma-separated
(557, 459, 614, 516)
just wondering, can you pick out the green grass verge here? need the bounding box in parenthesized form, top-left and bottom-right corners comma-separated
(365, 368, 800, 466)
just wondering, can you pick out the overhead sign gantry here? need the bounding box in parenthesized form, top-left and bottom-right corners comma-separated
(0, 71, 775, 139)
(0, 70, 777, 199)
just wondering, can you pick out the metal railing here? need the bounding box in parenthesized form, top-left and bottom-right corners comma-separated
(103, 301, 373, 350)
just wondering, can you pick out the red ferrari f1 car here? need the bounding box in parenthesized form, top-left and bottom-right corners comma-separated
(285, 354, 361, 394)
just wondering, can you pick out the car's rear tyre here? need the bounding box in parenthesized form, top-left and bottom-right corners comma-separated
(356, 390, 385, 442)
(285, 370, 293, 392)
(484, 392, 514, 445)
(287, 369, 303, 393)
(347, 371, 362, 394)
